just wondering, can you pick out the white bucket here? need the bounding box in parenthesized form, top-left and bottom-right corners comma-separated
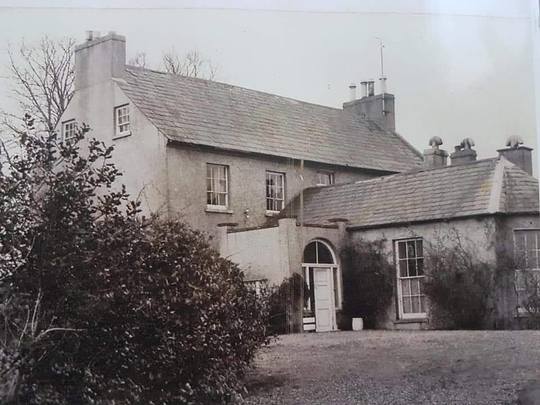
(352, 317, 364, 331)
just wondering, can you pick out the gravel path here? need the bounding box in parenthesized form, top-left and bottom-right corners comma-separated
(243, 330, 540, 405)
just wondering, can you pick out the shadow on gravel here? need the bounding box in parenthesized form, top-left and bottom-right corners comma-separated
(518, 381, 540, 405)
(244, 373, 289, 395)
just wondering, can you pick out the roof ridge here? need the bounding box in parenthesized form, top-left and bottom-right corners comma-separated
(124, 65, 343, 113)
(486, 158, 510, 213)
(302, 158, 501, 191)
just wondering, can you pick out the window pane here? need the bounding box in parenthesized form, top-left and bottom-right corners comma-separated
(411, 297, 420, 313)
(407, 241, 416, 258)
(530, 252, 539, 269)
(416, 240, 423, 257)
(402, 297, 412, 314)
(411, 279, 419, 295)
(206, 164, 228, 206)
(408, 259, 417, 276)
(266, 172, 284, 211)
(516, 232, 526, 251)
(398, 242, 406, 259)
(317, 242, 334, 264)
(527, 234, 536, 252)
(303, 242, 317, 263)
(399, 260, 408, 277)
(417, 259, 424, 275)
(420, 296, 426, 312)
(401, 279, 411, 296)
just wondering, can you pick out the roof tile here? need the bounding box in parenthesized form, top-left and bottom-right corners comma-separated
(118, 66, 423, 173)
(283, 158, 539, 228)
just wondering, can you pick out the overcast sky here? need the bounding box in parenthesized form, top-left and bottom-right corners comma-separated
(0, 0, 538, 171)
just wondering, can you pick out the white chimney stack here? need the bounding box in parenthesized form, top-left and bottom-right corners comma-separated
(360, 81, 368, 98)
(349, 83, 357, 101)
(367, 80, 375, 97)
(379, 77, 387, 94)
(75, 31, 126, 90)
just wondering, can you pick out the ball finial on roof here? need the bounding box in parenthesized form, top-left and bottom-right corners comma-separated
(460, 137, 475, 150)
(505, 135, 523, 149)
(429, 136, 443, 149)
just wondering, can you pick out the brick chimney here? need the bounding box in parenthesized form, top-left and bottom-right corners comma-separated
(75, 31, 126, 91)
(343, 78, 395, 132)
(423, 136, 448, 168)
(450, 138, 477, 166)
(497, 135, 533, 176)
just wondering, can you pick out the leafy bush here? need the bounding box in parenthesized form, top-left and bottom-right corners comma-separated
(340, 240, 394, 329)
(266, 273, 303, 335)
(0, 116, 268, 404)
(423, 233, 494, 329)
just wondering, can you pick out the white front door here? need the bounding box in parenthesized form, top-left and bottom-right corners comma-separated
(313, 267, 335, 332)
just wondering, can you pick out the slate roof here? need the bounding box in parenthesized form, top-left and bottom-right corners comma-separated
(283, 158, 539, 229)
(116, 66, 423, 173)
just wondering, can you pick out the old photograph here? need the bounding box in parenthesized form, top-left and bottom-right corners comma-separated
(0, 1, 539, 404)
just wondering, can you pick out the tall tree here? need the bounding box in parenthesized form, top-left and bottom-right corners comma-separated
(4, 36, 75, 134)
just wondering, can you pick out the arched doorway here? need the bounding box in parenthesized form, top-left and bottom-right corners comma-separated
(302, 240, 341, 332)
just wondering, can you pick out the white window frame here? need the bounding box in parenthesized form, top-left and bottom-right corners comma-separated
(513, 229, 540, 315)
(266, 171, 285, 213)
(62, 120, 77, 142)
(316, 171, 335, 186)
(206, 163, 229, 210)
(114, 104, 131, 138)
(395, 238, 427, 320)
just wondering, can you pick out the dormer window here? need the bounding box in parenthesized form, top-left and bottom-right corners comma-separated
(114, 104, 130, 138)
(62, 120, 77, 142)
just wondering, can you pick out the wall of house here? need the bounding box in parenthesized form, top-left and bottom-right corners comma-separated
(220, 219, 344, 332)
(348, 217, 499, 329)
(166, 143, 380, 243)
(59, 81, 169, 216)
(220, 225, 283, 285)
(220, 219, 344, 286)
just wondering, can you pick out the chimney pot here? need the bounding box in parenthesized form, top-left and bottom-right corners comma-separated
(450, 138, 477, 165)
(367, 80, 375, 97)
(498, 139, 533, 176)
(349, 83, 357, 101)
(505, 135, 524, 149)
(423, 136, 447, 168)
(360, 81, 368, 98)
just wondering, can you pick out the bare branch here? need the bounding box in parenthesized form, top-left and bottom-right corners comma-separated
(4, 36, 75, 134)
(128, 52, 148, 69)
(161, 48, 217, 80)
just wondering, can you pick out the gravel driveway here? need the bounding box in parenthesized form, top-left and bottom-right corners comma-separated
(244, 330, 540, 405)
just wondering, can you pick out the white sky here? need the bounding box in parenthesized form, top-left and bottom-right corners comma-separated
(0, 0, 538, 171)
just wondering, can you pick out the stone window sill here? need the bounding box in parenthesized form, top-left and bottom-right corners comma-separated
(265, 210, 280, 217)
(113, 131, 132, 140)
(394, 318, 427, 324)
(206, 206, 233, 214)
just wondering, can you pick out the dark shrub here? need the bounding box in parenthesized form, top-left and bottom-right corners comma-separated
(266, 273, 303, 335)
(340, 240, 394, 329)
(0, 118, 268, 404)
(423, 236, 494, 329)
